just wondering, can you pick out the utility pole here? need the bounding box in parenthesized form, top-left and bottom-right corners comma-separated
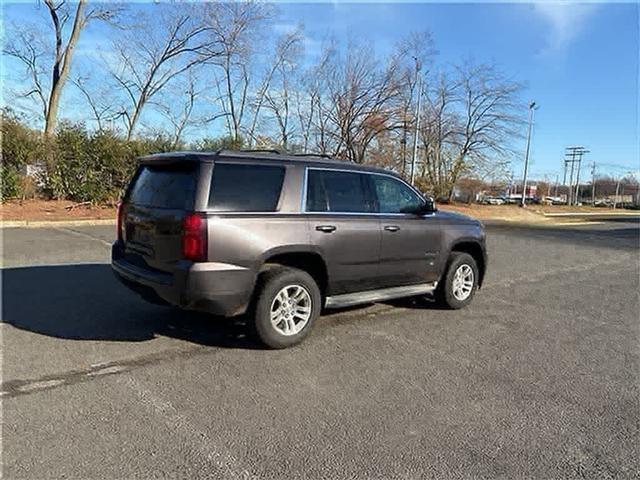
(409, 58, 423, 185)
(591, 161, 597, 204)
(614, 177, 621, 209)
(520, 101, 537, 207)
(564, 146, 589, 206)
(574, 155, 582, 205)
(567, 152, 576, 205)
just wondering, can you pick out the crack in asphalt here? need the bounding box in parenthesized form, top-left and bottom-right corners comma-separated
(0, 345, 210, 399)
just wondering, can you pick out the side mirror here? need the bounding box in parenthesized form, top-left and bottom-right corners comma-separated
(424, 197, 436, 213)
(403, 199, 436, 215)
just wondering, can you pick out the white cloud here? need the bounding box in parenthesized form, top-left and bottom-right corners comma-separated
(534, 2, 599, 56)
(273, 22, 300, 35)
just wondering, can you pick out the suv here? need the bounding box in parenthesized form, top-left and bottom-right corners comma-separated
(112, 150, 487, 348)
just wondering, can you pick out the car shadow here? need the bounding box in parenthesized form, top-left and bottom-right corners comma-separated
(2, 264, 264, 349)
(383, 295, 452, 310)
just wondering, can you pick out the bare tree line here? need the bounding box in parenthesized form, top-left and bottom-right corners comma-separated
(4, 1, 525, 198)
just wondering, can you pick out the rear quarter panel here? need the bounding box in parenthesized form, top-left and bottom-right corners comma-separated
(206, 214, 313, 270)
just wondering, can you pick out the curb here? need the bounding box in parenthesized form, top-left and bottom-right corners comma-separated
(1, 219, 116, 228)
(542, 212, 639, 217)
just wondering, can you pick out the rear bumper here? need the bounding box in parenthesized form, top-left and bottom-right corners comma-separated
(111, 243, 255, 317)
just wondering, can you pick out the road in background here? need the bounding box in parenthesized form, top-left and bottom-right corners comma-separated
(2, 220, 639, 479)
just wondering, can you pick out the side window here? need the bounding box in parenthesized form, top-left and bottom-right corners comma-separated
(372, 175, 424, 214)
(208, 163, 285, 212)
(306, 170, 329, 212)
(306, 170, 374, 213)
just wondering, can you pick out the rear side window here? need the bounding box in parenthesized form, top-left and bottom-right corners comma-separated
(128, 163, 197, 209)
(208, 163, 285, 212)
(306, 169, 374, 213)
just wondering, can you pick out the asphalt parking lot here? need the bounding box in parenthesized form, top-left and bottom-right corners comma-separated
(2, 220, 639, 479)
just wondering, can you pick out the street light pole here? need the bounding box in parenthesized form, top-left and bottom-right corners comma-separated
(520, 101, 537, 207)
(591, 161, 596, 205)
(410, 61, 423, 185)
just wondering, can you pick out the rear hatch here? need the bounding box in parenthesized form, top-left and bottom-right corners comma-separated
(120, 161, 199, 273)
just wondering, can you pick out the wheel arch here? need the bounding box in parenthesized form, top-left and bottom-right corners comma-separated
(259, 249, 329, 297)
(448, 240, 487, 287)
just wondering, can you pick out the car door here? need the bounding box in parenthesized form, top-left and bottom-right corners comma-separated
(370, 174, 441, 287)
(305, 168, 382, 295)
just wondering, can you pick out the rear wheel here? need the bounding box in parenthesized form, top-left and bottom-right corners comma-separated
(252, 266, 321, 349)
(435, 252, 479, 309)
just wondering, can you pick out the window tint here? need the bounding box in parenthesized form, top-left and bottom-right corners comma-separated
(128, 164, 196, 209)
(306, 169, 374, 213)
(372, 175, 424, 213)
(208, 163, 285, 212)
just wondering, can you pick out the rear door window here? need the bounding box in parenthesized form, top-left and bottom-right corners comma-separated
(306, 169, 375, 213)
(128, 163, 197, 209)
(208, 163, 285, 212)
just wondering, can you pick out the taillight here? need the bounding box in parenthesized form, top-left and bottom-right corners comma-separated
(116, 201, 123, 242)
(182, 213, 207, 261)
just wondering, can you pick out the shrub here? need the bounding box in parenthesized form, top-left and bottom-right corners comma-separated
(1, 111, 42, 200)
(0, 165, 23, 200)
(1, 114, 247, 204)
(1, 110, 42, 169)
(43, 125, 176, 203)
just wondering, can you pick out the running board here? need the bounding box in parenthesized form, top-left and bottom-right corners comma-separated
(324, 282, 438, 309)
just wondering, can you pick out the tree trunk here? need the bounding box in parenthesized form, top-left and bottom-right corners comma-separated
(44, 0, 87, 136)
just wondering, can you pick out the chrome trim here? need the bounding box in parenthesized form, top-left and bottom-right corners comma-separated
(300, 165, 309, 212)
(200, 211, 435, 217)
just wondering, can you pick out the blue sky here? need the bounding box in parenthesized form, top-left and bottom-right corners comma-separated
(2, 1, 639, 180)
(274, 2, 639, 179)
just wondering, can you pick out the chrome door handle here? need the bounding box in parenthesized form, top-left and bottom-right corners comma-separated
(316, 225, 336, 233)
(384, 225, 400, 232)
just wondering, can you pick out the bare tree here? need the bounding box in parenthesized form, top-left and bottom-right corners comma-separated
(419, 72, 458, 190)
(155, 73, 205, 148)
(291, 41, 337, 155)
(72, 75, 116, 131)
(415, 63, 524, 198)
(393, 31, 437, 173)
(247, 27, 303, 148)
(4, 0, 114, 135)
(201, 1, 273, 144)
(110, 5, 219, 139)
(3, 28, 49, 122)
(323, 42, 402, 163)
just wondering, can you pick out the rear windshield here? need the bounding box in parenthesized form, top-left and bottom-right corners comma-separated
(208, 163, 285, 212)
(128, 163, 197, 209)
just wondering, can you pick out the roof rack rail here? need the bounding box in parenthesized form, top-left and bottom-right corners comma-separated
(238, 149, 283, 155)
(292, 152, 334, 159)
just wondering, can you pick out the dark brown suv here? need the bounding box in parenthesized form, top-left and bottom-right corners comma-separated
(112, 150, 487, 348)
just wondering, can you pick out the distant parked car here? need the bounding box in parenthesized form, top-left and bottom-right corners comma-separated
(543, 196, 565, 205)
(482, 196, 506, 205)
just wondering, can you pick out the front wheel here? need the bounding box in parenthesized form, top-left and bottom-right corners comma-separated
(435, 252, 479, 309)
(252, 266, 321, 349)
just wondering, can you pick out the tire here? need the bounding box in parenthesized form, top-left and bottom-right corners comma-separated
(435, 252, 479, 309)
(252, 266, 321, 349)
